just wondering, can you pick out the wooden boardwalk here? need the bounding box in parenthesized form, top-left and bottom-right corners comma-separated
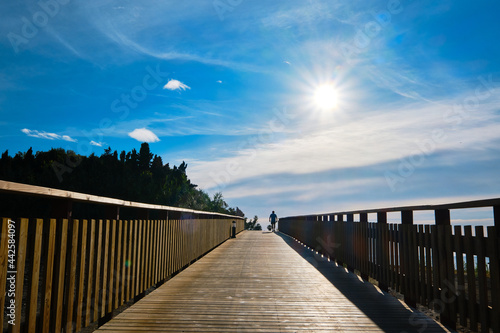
(96, 231, 452, 332)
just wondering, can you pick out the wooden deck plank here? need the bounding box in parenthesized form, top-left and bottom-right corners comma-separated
(97, 231, 451, 333)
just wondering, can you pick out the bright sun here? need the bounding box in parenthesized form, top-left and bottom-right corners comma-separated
(314, 84, 338, 110)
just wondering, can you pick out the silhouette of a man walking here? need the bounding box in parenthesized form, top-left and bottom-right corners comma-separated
(269, 211, 278, 232)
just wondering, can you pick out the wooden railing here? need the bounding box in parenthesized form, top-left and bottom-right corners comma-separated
(0, 181, 244, 333)
(279, 198, 500, 332)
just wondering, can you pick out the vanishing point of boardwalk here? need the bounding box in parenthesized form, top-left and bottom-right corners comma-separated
(97, 231, 449, 332)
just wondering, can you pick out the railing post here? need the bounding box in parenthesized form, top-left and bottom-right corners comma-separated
(326, 214, 335, 260)
(400, 210, 416, 307)
(359, 213, 369, 280)
(435, 209, 451, 225)
(313, 215, 319, 248)
(494, 205, 500, 237)
(346, 214, 354, 270)
(319, 215, 326, 251)
(377, 212, 388, 292)
(336, 214, 344, 265)
(401, 210, 413, 225)
(434, 208, 455, 329)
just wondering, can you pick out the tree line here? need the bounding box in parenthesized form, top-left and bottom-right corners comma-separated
(0, 143, 244, 217)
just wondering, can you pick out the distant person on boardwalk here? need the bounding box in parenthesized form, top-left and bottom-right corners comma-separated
(269, 211, 278, 232)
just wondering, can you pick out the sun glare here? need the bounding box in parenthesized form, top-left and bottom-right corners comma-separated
(314, 84, 338, 110)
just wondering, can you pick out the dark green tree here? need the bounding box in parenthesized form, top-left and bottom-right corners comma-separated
(245, 215, 258, 229)
(0, 143, 243, 217)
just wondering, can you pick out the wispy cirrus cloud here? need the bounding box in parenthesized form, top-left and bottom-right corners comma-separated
(90, 140, 103, 147)
(128, 128, 160, 143)
(188, 87, 500, 192)
(259, 2, 340, 29)
(163, 79, 191, 91)
(21, 129, 77, 142)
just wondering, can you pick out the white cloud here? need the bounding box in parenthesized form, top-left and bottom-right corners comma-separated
(21, 129, 77, 142)
(61, 135, 77, 142)
(163, 79, 191, 91)
(216, 80, 222, 84)
(187, 89, 500, 192)
(128, 128, 160, 143)
(90, 141, 103, 147)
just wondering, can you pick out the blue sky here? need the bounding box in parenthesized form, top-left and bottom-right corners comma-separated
(1, 0, 500, 224)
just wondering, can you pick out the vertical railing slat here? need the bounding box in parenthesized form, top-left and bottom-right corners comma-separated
(152, 220, 158, 284)
(143, 219, 149, 291)
(424, 225, 432, 307)
(76, 219, 88, 331)
(454, 225, 466, 327)
(120, 220, 128, 306)
(66, 219, 79, 333)
(138, 219, 144, 293)
(114, 220, 123, 310)
(409, 224, 418, 307)
(444, 225, 457, 329)
(431, 225, 440, 309)
(93, 220, 103, 321)
(394, 224, 401, 292)
(101, 219, 110, 319)
(159, 220, 165, 281)
(54, 219, 69, 333)
(131, 220, 139, 299)
(126, 220, 134, 302)
(107, 219, 116, 313)
(42, 219, 57, 333)
(418, 225, 426, 305)
(464, 226, 478, 331)
(85, 219, 96, 326)
(475, 226, 488, 332)
(28, 219, 43, 333)
(144, 220, 150, 289)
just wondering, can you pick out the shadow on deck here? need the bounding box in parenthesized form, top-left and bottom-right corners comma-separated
(275, 231, 452, 332)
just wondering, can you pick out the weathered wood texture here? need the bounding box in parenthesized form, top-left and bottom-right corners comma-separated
(280, 205, 500, 333)
(96, 231, 447, 332)
(0, 180, 239, 219)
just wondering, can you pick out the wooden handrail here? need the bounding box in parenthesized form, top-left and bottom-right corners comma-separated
(0, 180, 243, 219)
(283, 197, 500, 220)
